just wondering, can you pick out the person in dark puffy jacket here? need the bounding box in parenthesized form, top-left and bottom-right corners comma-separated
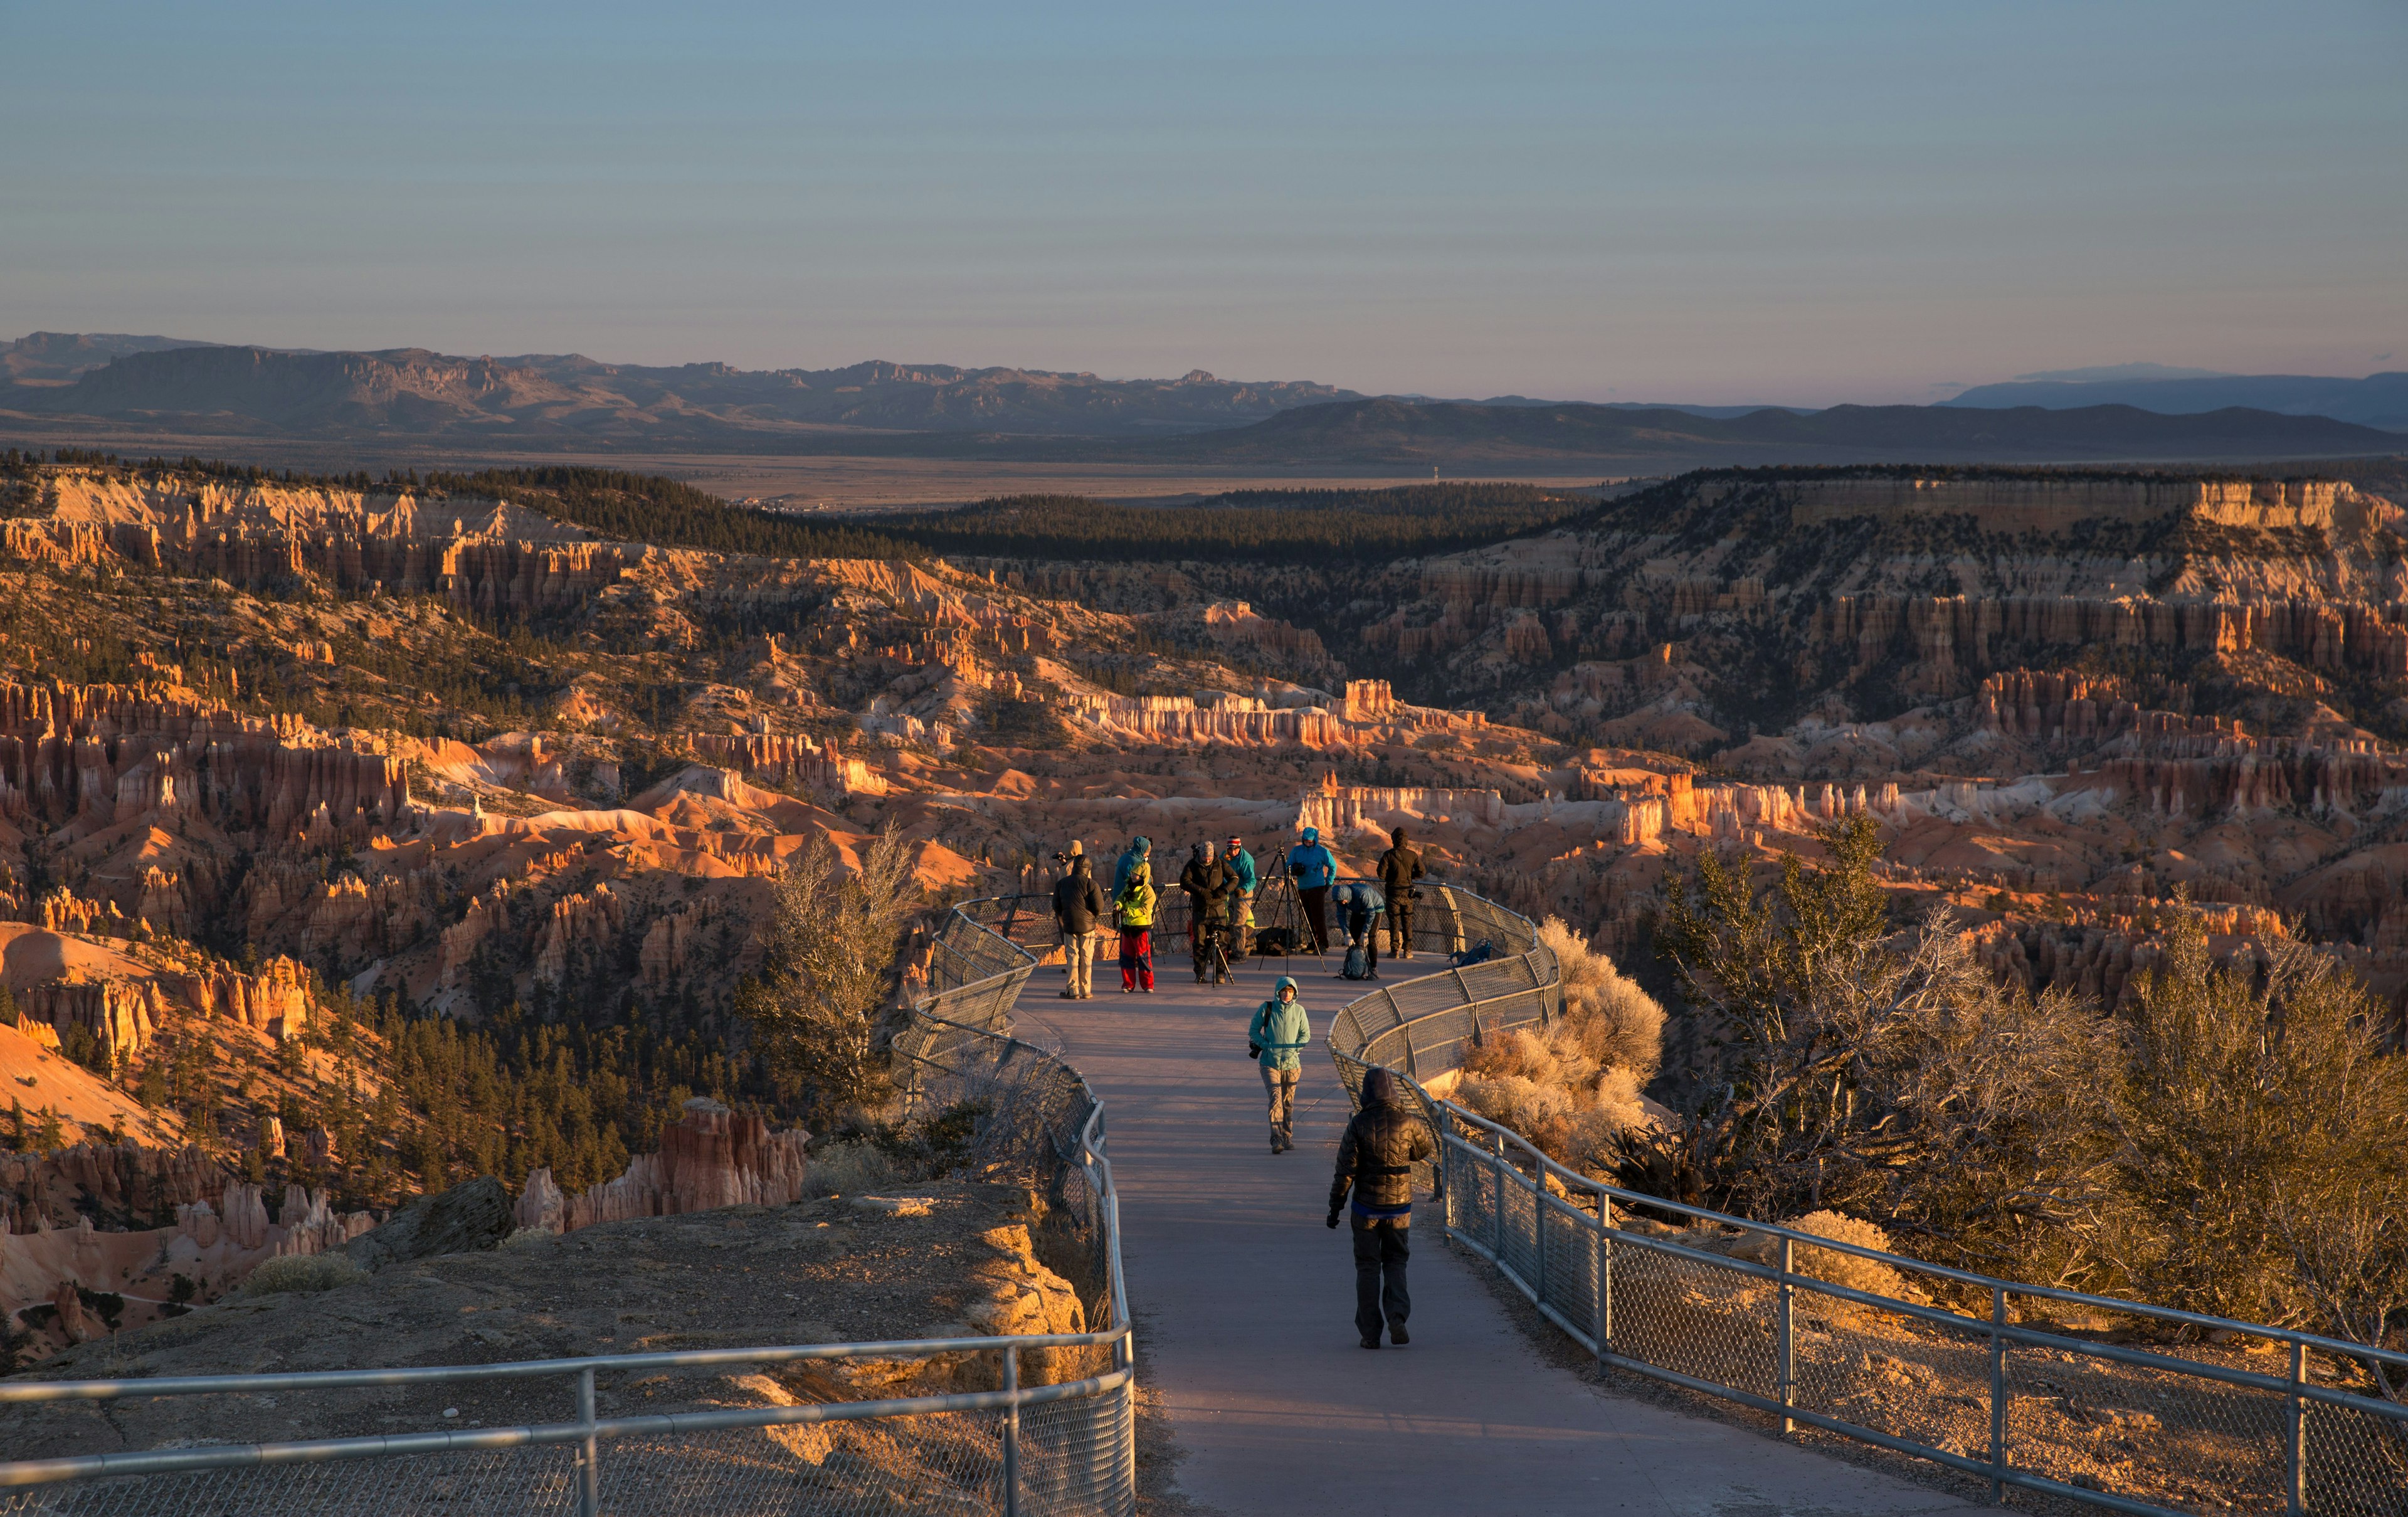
(1178, 842, 1233, 981)
(1326, 1066, 1435, 1348)
(1376, 827, 1424, 958)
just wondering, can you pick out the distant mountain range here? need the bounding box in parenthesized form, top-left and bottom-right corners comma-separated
(1944, 371, 2408, 430)
(0, 337, 1360, 439)
(2, 333, 2399, 467)
(1102, 398, 2400, 467)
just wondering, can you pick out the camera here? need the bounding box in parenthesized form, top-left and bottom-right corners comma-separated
(1051, 850, 1072, 866)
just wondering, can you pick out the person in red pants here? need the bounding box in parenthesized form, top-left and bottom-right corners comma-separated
(1115, 851, 1157, 993)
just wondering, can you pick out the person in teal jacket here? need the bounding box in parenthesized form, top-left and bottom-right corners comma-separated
(1286, 827, 1339, 953)
(1247, 976, 1312, 1153)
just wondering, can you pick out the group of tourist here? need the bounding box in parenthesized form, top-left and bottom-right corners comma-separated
(1049, 825, 1427, 996)
(1046, 821, 1436, 1348)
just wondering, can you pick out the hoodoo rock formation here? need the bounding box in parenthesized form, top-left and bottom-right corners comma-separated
(512, 1097, 810, 1235)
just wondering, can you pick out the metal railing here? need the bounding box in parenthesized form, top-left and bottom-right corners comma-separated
(1327, 889, 2408, 1517)
(0, 899, 1135, 1517)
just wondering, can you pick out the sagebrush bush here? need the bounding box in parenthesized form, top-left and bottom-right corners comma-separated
(1538, 916, 1664, 1081)
(809, 1139, 906, 1197)
(240, 1252, 366, 1296)
(1753, 1211, 1909, 1299)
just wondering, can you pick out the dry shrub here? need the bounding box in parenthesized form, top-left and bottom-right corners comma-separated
(810, 1140, 906, 1197)
(1538, 916, 1664, 1081)
(1458, 1027, 1650, 1173)
(1734, 1210, 1908, 1299)
(240, 1252, 366, 1296)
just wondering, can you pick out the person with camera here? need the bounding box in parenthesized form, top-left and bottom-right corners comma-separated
(1051, 845, 1107, 1000)
(1376, 826, 1425, 959)
(1247, 975, 1311, 1153)
(1179, 840, 1234, 984)
(1286, 825, 1339, 953)
(1327, 1066, 1435, 1348)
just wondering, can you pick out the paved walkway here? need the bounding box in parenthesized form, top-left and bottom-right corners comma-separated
(1015, 954, 1992, 1516)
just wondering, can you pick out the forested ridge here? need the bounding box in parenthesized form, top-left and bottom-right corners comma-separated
(857, 483, 1591, 563)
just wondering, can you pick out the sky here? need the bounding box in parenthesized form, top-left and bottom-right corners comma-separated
(3, 1, 2404, 406)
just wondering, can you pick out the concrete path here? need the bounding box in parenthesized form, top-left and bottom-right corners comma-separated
(1015, 953, 1992, 1516)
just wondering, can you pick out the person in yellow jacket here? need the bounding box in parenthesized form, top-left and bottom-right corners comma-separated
(1114, 840, 1157, 993)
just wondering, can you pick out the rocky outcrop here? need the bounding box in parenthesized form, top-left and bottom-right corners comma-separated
(1297, 779, 1507, 835)
(1, 1138, 228, 1233)
(517, 1097, 810, 1235)
(343, 1176, 515, 1270)
(1779, 476, 2370, 531)
(689, 731, 882, 795)
(0, 680, 409, 839)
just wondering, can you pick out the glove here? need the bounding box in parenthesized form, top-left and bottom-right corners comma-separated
(1326, 1211, 1341, 1229)
(1248, 1044, 1262, 1059)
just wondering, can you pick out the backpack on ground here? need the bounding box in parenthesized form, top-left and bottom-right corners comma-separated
(1341, 942, 1376, 980)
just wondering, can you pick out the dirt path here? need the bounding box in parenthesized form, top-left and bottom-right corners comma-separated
(1018, 954, 1997, 1516)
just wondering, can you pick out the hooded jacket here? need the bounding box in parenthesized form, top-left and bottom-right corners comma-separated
(1287, 828, 1338, 892)
(1225, 843, 1259, 895)
(1334, 880, 1386, 934)
(1180, 848, 1233, 911)
(1114, 837, 1152, 896)
(1247, 976, 1312, 1073)
(1378, 828, 1424, 901)
(1329, 1067, 1435, 1222)
(1052, 855, 1107, 933)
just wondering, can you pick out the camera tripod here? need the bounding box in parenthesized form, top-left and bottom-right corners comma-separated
(1194, 922, 1234, 985)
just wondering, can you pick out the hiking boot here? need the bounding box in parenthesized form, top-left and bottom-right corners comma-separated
(1359, 1337, 1381, 1350)
(1388, 1324, 1410, 1346)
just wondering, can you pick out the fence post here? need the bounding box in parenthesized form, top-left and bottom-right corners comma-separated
(2286, 1340, 2307, 1517)
(1003, 1345, 1022, 1517)
(1489, 1134, 1508, 1264)
(1988, 1286, 2008, 1504)
(577, 1365, 599, 1517)
(1598, 1193, 1615, 1357)
(1530, 1158, 1548, 1301)
(1772, 1232, 1791, 1435)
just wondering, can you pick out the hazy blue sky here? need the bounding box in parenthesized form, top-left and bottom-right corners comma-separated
(4, 1, 2402, 404)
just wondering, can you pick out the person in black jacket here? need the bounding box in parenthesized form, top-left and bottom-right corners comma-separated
(1051, 853, 1108, 1000)
(1327, 1067, 1436, 1348)
(1178, 842, 1234, 983)
(1376, 827, 1424, 959)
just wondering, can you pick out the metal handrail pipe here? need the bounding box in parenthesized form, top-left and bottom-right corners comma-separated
(0, 1367, 1137, 1489)
(0, 1326, 1133, 1407)
(1494, 1178, 2408, 1419)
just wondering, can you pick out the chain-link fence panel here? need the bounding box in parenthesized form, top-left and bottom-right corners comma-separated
(0, 1446, 584, 1517)
(1330, 882, 2408, 1517)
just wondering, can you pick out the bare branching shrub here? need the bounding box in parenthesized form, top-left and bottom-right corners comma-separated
(742, 823, 921, 1117)
(2111, 914, 2408, 1358)
(1539, 916, 1665, 1081)
(1655, 816, 2123, 1282)
(240, 1252, 366, 1296)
